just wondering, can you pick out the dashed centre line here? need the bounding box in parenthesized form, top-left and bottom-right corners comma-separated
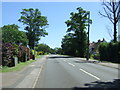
(68, 63, 75, 67)
(79, 68, 100, 80)
(64, 60, 100, 80)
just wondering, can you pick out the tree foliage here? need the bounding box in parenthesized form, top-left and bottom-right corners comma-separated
(18, 45, 30, 62)
(99, 0, 120, 42)
(18, 8, 48, 49)
(2, 43, 17, 66)
(0, 28, 2, 42)
(62, 7, 92, 57)
(35, 44, 51, 54)
(61, 33, 76, 56)
(53, 47, 63, 54)
(98, 42, 120, 63)
(2, 24, 28, 46)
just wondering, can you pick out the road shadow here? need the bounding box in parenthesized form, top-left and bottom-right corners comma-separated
(72, 79, 120, 89)
(74, 60, 100, 64)
(48, 56, 73, 59)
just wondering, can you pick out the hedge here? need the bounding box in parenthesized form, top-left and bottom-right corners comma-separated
(18, 45, 30, 62)
(98, 42, 120, 63)
(2, 43, 34, 67)
(2, 43, 17, 67)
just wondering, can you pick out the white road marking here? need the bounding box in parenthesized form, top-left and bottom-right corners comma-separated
(75, 60, 80, 62)
(68, 63, 75, 67)
(63, 60, 66, 62)
(30, 65, 35, 67)
(32, 64, 44, 88)
(79, 68, 100, 80)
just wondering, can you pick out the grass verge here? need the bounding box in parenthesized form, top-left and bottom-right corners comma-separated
(0, 60, 35, 72)
(0, 55, 43, 72)
(36, 55, 43, 58)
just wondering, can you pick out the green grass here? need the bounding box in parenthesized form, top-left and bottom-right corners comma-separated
(0, 55, 43, 72)
(36, 55, 43, 58)
(0, 60, 35, 72)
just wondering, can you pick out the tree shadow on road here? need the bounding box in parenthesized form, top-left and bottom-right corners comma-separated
(48, 56, 73, 59)
(72, 79, 120, 89)
(74, 60, 100, 64)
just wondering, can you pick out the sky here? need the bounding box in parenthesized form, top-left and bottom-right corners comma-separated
(1, 1, 115, 48)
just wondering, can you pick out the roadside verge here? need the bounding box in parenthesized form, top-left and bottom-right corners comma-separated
(2, 55, 48, 88)
(76, 57, 120, 70)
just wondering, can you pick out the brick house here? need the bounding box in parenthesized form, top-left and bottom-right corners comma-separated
(89, 38, 106, 55)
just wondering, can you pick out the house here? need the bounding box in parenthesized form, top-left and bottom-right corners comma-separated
(89, 38, 106, 55)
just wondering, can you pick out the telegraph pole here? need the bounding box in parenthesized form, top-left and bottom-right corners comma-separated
(33, 25, 37, 60)
(86, 11, 90, 61)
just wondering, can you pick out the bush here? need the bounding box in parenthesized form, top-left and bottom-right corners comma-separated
(0, 41, 2, 66)
(37, 51, 44, 55)
(2, 43, 17, 67)
(2, 42, 31, 67)
(98, 42, 120, 63)
(91, 53, 100, 60)
(18, 45, 30, 62)
(99, 43, 109, 61)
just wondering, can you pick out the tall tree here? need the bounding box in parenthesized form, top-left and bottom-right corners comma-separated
(61, 33, 76, 56)
(0, 27, 2, 42)
(2, 24, 28, 46)
(65, 7, 92, 57)
(35, 43, 51, 54)
(53, 47, 63, 54)
(99, 0, 120, 42)
(18, 8, 48, 49)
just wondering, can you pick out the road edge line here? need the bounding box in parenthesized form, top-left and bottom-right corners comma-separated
(32, 57, 47, 88)
(32, 65, 43, 88)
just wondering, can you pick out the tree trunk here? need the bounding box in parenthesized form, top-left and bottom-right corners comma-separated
(113, 22, 117, 42)
(113, 2, 117, 42)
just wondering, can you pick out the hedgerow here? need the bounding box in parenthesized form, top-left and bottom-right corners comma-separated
(98, 42, 120, 63)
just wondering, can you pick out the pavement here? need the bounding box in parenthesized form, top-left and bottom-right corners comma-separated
(1, 55, 48, 88)
(75, 57, 120, 70)
(0, 54, 119, 89)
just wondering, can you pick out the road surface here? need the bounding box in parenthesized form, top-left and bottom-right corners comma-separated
(34, 55, 120, 88)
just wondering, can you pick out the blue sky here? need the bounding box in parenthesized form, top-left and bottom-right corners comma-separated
(2, 2, 113, 48)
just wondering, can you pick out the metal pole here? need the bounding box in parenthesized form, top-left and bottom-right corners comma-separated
(86, 11, 90, 60)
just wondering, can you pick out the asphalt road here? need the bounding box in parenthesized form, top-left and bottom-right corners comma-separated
(34, 55, 120, 88)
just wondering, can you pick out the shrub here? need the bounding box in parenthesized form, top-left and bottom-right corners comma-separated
(2, 43, 31, 67)
(98, 43, 109, 61)
(0, 41, 2, 66)
(18, 45, 30, 62)
(2, 43, 17, 66)
(98, 42, 120, 63)
(37, 51, 44, 55)
(92, 53, 100, 60)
